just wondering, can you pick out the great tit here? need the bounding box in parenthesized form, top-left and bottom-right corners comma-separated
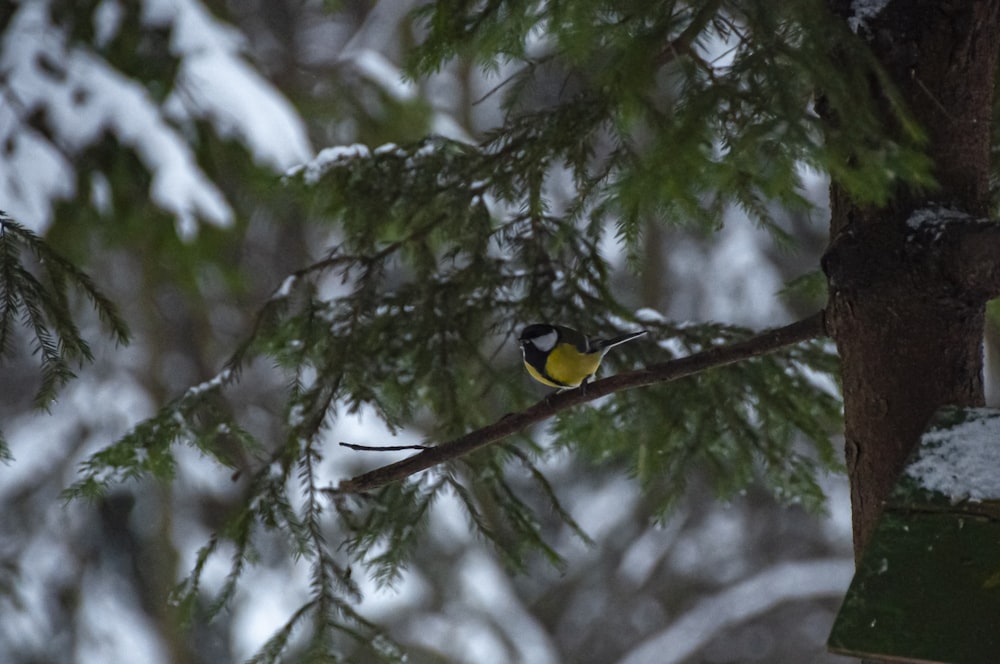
(518, 324, 647, 389)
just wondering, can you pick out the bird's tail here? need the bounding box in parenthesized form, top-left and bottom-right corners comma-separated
(596, 330, 647, 353)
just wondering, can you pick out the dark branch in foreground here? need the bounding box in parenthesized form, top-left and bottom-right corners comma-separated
(339, 442, 431, 452)
(330, 311, 827, 495)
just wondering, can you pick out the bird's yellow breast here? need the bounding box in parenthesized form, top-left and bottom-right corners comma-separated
(542, 343, 602, 387)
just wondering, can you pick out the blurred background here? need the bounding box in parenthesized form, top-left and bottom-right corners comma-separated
(0, 1, 852, 662)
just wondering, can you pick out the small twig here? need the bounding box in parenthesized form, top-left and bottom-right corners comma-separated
(472, 56, 556, 106)
(655, 0, 725, 67)
(339, 442, 432, 452)
(329, 311, 827, 496)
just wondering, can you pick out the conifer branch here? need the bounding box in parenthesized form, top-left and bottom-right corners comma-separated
(0, 214, 130, 410)
(332, 311, 827, 495)
(657, 0, 725, 67)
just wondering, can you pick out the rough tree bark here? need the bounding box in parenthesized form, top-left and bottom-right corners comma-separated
(822, 0, 1000, 564)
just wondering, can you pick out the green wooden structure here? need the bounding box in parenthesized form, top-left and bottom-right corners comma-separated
(828, 407, 1000, 664)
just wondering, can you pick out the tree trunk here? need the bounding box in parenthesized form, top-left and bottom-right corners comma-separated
(823, 0, 1000, 561)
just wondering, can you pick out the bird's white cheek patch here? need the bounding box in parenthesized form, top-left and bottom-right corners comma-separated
(531, 330, 558, 352)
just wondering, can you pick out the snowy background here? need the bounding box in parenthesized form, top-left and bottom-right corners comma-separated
(0, 1, 854, 662)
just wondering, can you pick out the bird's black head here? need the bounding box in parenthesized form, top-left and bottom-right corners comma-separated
(519, 324, 555, 343)
(519, 324, 559, 353)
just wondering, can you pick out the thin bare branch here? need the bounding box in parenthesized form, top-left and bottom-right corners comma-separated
(330, 311, 827, 495)
(339, 442, 432, 452)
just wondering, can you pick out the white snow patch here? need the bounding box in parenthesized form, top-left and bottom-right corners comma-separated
(905, 410, 1000, 502)
(0, 0, 311, 233)
(617, 517, 686, 588)
(790, 352, 842, 399)
(373, 142, 402, 156)
(272, 275, 298, 300)
(94, 0, 125, 47)
(569, 476, 641, 542)
(89, 172, 113, 215)
(184, 368, 233, 398)
(0, 1, 232, 233)
(288, 144, 372, 184)
(0, 109, 74, 232)
(617, 558, 854, 664)
(347, 49, 417, 101)
(230, 565, 312, 661)
(0, 528, 75, 657)
(143, 0, 243, 51)
(430, 111, 475, 144)
(152, 0, 311, 169)
(457, 551, 560, 664)
(77, 572, 167, 664)
(166, 52, 311, 171)
(848, 0, 890, 33)
(634, 308, 668, 325)
(906, 205, 972, 230)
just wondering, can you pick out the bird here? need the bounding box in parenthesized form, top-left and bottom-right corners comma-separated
(518, 324, 647, 389)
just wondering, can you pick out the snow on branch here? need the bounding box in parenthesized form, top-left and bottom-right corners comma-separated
(0, 0, 311, 235)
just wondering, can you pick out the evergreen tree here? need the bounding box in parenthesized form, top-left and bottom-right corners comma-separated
(3, 0, 998, 662)
(822, 0, 1000, 562)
